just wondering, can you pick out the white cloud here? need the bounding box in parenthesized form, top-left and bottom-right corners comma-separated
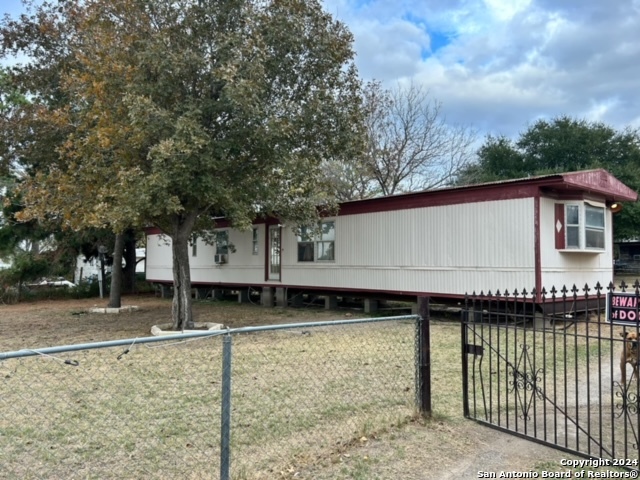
(324, 0, 640, 139)
(483, 0, 532, 21)
(351, 19, 429, 80)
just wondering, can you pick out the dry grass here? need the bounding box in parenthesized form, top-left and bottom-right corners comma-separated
(0, 295, 347, 351)
(3, 294, 628, 480)
(0, 296, 427, 479)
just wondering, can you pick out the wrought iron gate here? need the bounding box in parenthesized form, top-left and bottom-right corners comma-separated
(461, 285, 640, 466)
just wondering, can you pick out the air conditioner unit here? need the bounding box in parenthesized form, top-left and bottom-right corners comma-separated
(214, 254, 228, 264)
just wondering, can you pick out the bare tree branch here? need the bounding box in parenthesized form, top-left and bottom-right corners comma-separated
(329, 80, 477, 199)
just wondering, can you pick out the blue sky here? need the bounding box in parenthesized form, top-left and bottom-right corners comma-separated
(4, 0, 640, 141)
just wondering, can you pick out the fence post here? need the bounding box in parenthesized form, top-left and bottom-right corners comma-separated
(460, 307, 470, 418)
(418, 296, 431, 418)
(220, 334, 232, 480)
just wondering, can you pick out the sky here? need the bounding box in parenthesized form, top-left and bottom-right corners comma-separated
(3, 0, 640, 141)
(324, 0, 640, 140)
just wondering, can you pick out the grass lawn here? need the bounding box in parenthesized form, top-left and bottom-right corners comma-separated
(1, 294, 634, 479)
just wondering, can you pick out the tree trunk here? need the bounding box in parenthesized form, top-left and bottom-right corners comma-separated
(107, 233, 125, 308)
(16, 272, 23, 303)
(122, 230, 137, 294)
(170, 212, 197, 330)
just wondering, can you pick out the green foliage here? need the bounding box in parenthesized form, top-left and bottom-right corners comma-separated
(0, 251, 49, 284)
(1, 0, 364, 326)
(0, 68, 28, 115)
(0, 251, 50, 302)
(457, 116, 640, 239)
(3, 0, 362, 233)
(456, 136, 526, 184)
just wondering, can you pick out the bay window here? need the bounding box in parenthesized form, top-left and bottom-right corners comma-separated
(559, 202, 605, 251)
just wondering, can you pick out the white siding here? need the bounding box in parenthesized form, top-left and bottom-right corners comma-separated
(146, 226, 266, 285)
(147, 199, 536, 294)
(146, 233, 173, 282)
(144, 180, 622, 298)
(280, 198, 536, 295)
(539, 197, 614, 289)
(147, 198, 580, 296)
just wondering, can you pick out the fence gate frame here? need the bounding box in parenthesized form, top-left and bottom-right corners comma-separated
(460, 284, 640, 468)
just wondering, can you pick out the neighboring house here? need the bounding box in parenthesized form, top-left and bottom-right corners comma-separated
(614, 239, 640, 274)
(145, 169, 637, 312)
(74, 248, 146, 284)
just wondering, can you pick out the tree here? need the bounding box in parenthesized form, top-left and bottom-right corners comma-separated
(454, 136, 526, 184)
(0, 69, 60, 298)
(2, 59, 129, 305)
(330, 80, 477, 199)
(457, 116, 640, 239)
(2, 0, 363, 329)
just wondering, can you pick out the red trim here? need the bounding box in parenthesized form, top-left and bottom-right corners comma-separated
(145, 279, 568, 305)
(144, 226, 164, 235)
(542, 191, 587, 201)
(560, 169, 637, 202)
(338, 184, 540, 216)
(336, 169, 635, 217)
(263, 223, 269, 282)
(534, 196, 542, 302)
(554, 203, 565, 249)
(264, 221, 282, 283)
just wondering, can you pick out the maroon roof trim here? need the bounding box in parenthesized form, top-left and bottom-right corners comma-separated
(559, 169, 637, 202)
(338, 185, 540, 216)
(534, 195, 542, 302)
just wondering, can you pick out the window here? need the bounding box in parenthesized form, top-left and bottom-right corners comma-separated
(297, 227, 315, 262)
(585, 205, 605, 249)
(297, 221, 335, 262)
(215, 231, 229, 255)
(562, 203, 605, 251)
(565, 205, 580, 249)
(191, 237, 197, 257)
(252, 228, 259, 255)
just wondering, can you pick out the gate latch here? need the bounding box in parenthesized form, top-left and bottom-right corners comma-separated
(465, 344, 483, 356)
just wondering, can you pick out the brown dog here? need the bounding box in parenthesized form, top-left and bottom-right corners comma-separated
(620, 331, 640, 384)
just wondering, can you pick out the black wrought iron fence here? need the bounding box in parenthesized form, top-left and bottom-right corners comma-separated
(462, 282, 640, 469)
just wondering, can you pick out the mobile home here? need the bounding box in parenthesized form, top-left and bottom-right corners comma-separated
(145, 169, 637, 311)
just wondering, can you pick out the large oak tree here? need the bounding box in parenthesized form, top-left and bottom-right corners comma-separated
(1, 0, 363, 329)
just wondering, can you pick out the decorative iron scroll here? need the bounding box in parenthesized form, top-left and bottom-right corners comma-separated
(508, 344, 544, 421)
(614, 381, 640, 450)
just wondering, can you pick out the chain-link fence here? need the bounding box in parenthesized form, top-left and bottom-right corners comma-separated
(0, 315, 421, 479)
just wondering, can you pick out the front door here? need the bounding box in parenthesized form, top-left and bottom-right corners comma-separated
(268, 225, 281, 281)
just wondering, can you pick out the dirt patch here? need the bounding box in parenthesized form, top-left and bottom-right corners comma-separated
(299, 418, 571, 479)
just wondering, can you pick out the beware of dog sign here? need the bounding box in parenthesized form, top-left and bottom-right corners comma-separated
(607, 292, 640, 324)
